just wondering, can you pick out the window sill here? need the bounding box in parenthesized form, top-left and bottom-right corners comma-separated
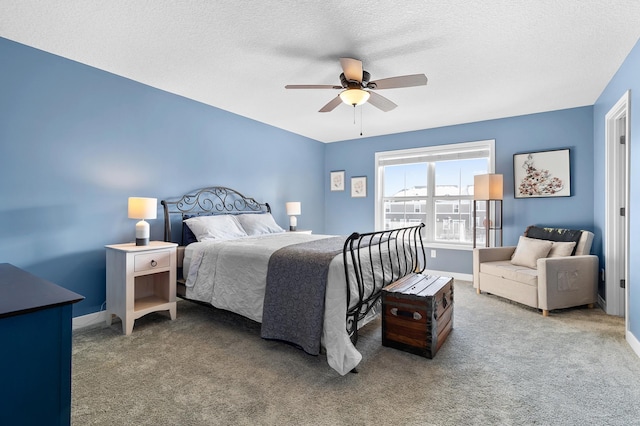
(423, 243, 474, 251)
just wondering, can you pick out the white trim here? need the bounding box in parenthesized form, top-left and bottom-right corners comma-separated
(424, 242, 474, 251)
(72, 310, 107, 330)
(604, 90, 630, 318)
(598, 294, 606, 313)
(627, 329, 640, 358)
(425, 269, 473, 283)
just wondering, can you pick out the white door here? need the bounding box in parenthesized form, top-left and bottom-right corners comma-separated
(604, 91, 629, 319)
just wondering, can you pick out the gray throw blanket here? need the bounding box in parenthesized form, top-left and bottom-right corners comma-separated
(260, 236, 345, 355)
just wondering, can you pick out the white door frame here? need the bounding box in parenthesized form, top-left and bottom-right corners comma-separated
(604, 90, 630, 321)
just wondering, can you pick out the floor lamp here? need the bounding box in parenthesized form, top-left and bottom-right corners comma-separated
(473, 174, 503, 248)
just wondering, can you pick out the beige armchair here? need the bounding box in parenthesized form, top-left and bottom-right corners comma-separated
(473, 227, 598, 316)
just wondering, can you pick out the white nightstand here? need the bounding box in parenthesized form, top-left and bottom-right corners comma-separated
(105, 241, 177, 335)
(288, 230, 312, 234)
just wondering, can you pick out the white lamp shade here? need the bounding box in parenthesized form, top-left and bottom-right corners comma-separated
(339, 89, 370, 106)
(474, 174, 503, 200)
(286, 202, 301, 216)
(128, 197, 157, 220)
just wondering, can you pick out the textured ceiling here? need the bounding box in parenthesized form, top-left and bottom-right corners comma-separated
(2, 1, 640, 143)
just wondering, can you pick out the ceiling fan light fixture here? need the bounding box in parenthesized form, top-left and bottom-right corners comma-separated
(339, 88, 370, 106)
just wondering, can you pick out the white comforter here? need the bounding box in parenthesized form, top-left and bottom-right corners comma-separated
(183, 232, 382, 375)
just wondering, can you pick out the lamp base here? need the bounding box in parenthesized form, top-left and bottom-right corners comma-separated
(289, 226, 297, 231)
(135, 220, 150, 246)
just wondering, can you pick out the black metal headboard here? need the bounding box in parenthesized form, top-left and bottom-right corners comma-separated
(161, 186, 271, 243)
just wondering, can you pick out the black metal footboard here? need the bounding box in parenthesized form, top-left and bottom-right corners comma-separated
(343, 223, 426, 345)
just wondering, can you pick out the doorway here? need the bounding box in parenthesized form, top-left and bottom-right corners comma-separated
(604, 91, 629, 323)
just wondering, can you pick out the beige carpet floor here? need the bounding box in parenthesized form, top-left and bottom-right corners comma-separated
(72, 281, 640, 425)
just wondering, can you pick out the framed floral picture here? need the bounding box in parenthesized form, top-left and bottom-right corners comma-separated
(351, 176, 367, 198)
(330, 170, 345, 191)
(514, 149, 570, 198)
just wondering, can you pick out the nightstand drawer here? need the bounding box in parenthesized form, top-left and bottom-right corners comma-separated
(134, 250, 171, 272)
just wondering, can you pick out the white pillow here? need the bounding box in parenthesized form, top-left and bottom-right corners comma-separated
(184, 215, 248, 241)
(510, 236, 553, 269)
(548, 241, 576, 258)
(236, 213, 284, 236)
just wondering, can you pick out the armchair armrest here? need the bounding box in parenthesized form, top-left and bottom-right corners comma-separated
(474, 246, 517, 263)
(473, 246, 516, 288)
(537, 255, 598, 311)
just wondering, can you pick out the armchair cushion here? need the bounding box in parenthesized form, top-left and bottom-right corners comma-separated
(510, 236, 553, 269)
(480, 261, 538, 286)
(525, 226, 582, 255)
(548, 241, 577, 257)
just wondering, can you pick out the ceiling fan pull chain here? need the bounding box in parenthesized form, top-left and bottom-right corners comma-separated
(353, 105, 356, 124)
(360, 106, 363, 136)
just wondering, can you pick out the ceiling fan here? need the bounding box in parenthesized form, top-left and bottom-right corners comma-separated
(285, 58, 427, 113)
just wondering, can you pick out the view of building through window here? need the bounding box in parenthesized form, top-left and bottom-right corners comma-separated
(377, 141, 494, 246)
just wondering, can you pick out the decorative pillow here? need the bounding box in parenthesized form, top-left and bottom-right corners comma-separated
(182, 213, 221, 245)
(184, 215, 248, 241)
(510, 236, 553, 269)
(525, 226, 582, 255)
(182, 214, 201, 245)
(548, 241, 577, 258)
(236, 213, 284, 236)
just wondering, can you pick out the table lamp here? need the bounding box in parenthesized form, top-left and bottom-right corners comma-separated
(128, 197, 157, 246)
(285, 202, 301, 231)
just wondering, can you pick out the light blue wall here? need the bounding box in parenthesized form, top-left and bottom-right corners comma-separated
(1, 33, 632, 322)
(593, 38, 640, 336)
(324, 107, 595, 274)
(0, 38, 325, 316)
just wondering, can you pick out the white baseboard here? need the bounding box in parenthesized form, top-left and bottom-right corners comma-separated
(73, 310, 108, 330)
(627, 329, 640, 358)
(424, 269, 472, 282)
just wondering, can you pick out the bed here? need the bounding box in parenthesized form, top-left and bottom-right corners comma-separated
(161, 186, 425, 375)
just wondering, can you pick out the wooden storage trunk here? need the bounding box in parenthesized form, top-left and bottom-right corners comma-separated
(382, 273, 454, 358)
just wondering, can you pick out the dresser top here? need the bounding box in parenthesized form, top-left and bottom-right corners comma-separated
(0, 263, 84, 319)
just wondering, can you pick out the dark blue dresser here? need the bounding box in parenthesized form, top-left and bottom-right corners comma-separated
(0, 263, 84, 426)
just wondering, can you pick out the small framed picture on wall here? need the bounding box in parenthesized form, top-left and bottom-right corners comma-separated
(330, 170, 345, 191)
(351, 176, 367, 198)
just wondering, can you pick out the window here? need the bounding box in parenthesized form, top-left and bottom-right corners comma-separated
(375, 140, 495, 246)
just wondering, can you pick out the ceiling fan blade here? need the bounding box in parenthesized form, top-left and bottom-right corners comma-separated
(285, 84, 342, 89)
(319, 95, 343, 113)
(340, 58, 363, 82)
(369, 74, 428, 90)
(367, 91, 397, 112)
